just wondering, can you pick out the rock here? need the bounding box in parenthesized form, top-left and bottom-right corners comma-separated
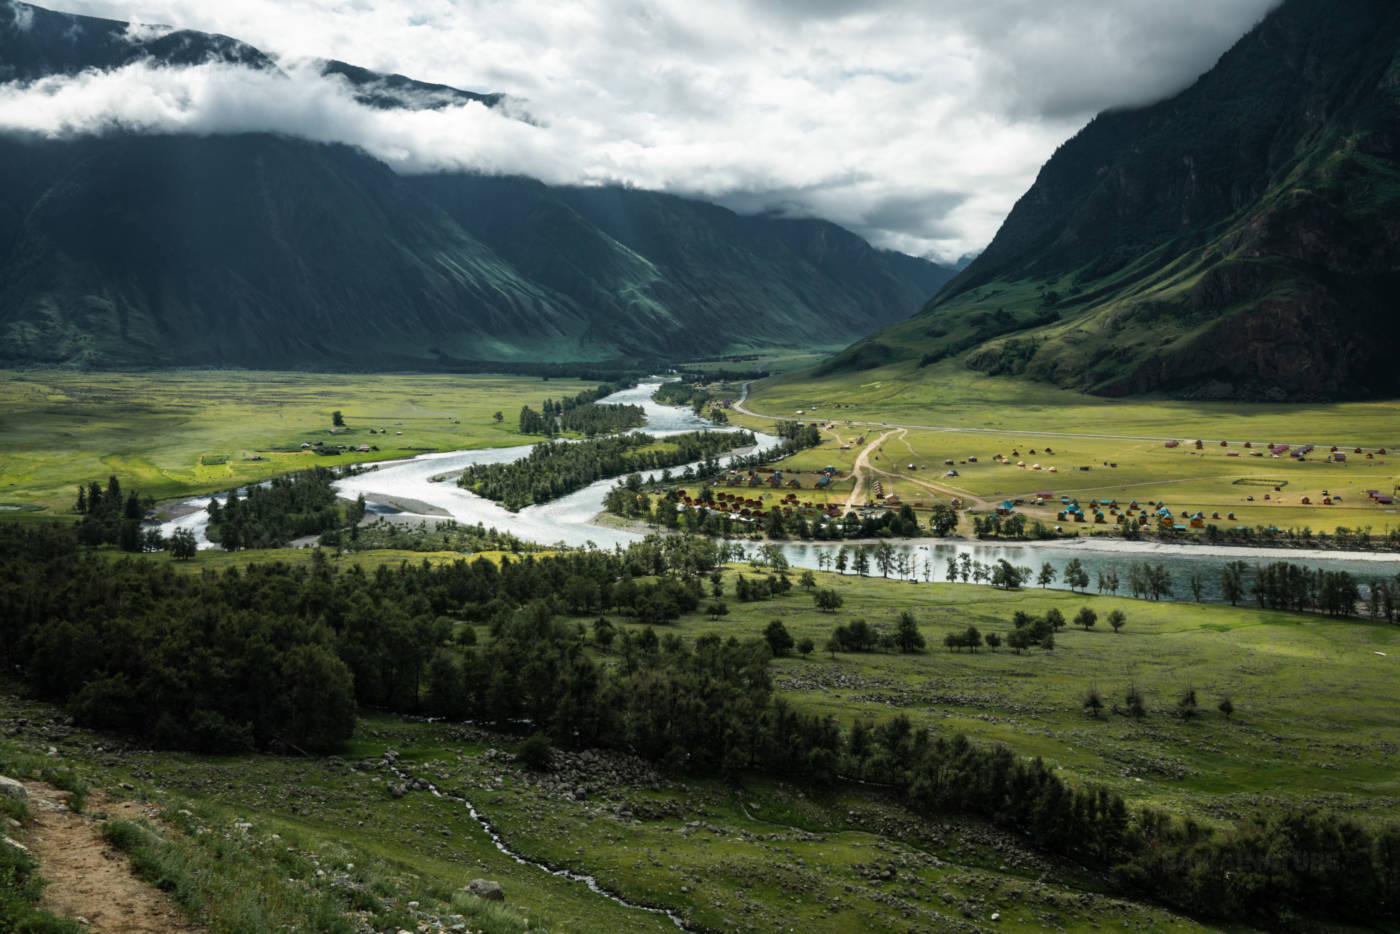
(0, 776, 27, 803)
(465, 879, 505, 901)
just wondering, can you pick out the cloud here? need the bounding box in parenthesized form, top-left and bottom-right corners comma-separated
(0, 61, 574, 179)
(121, 18, 172, 43)
(8, 1, 34, 30)
(3, 0, 1281, 261)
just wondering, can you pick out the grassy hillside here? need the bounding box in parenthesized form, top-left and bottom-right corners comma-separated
(0, 700, 1226, 934)
(6, 554, 1400, 931)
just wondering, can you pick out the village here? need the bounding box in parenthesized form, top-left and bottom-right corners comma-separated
(644, 394, 1400, 541)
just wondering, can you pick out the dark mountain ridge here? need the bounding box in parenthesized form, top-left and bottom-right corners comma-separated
(829, 0, 1400, 400)
(0, 3, 951, 369)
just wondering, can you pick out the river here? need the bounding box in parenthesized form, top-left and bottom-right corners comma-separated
(158, 381, 1399, 602)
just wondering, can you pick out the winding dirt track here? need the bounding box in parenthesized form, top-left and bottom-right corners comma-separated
(843, 429, 901, 512)
(23, 782, 197, 934)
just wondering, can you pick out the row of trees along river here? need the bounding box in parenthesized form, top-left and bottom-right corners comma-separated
(516, 379, 646, 436)
(458, 429, 756, 511)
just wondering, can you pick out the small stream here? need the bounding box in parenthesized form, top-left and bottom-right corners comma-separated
(382, 758, 687, 929)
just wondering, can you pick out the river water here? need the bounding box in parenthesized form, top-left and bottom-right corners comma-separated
(158, 381, 1400, 602)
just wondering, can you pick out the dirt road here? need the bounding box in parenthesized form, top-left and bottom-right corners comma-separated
(844, 429, 902, 512)
(23, 781, 197, 934)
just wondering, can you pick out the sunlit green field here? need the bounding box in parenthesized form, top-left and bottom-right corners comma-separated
(732, 365, 1400, 535)
(745, 358, 1400, 444)
(0, 370, 594, 514)
(871, 429, 1396, 529)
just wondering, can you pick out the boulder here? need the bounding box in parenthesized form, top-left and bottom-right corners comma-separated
(465, 879, 504, 901)
(0, 777, 27, 803)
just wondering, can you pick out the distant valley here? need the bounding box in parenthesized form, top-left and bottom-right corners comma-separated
(0, 2, 953, 370)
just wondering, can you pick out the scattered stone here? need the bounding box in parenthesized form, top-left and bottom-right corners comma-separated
(0, 776, 27, 802)
(465, 879, 504, 901)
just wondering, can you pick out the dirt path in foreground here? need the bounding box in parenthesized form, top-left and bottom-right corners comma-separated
(23, 781, 198, 934)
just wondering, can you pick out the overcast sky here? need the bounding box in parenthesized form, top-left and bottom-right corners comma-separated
(7, 0, 1280, 261)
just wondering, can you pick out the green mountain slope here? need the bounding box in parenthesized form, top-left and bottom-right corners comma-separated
(0, 134, 596, 368)
(825, 0, 1400, 400)
(0, 3, 952, 369)
(414, 175, 948, 360)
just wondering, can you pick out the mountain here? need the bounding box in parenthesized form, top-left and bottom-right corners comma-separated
(0, 3, 952, 369)
(0, 2, 273, 81)
(824, 0, 1400, 399)
(0, 2, 500, 111)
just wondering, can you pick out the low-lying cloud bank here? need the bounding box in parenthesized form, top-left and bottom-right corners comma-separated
(0, 60, 559, 176)
(1, 0, 1282, 260)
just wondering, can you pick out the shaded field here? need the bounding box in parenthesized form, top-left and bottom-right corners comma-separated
(0, 700, 1224, 934)
(5, 546, 1391, 931)
(0, 370, 595, 514)
(616, 569, 1400, 824)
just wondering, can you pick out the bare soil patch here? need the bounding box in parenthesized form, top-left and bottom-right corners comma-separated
(23, 782, 198, 934)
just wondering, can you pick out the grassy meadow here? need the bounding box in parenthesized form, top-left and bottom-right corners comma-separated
(610, 569, 1400, 825)
(745, 359, 1400, 442)
(730, 365, 1400, 535)
(0, 694, 1225, 934)
(0, 370, 596, 515)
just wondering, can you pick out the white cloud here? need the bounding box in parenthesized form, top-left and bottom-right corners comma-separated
(8, 0, 34, 30)
(0, 60, 577, 178)
(121, 17, 171, 42)
(3, 0, 1281, 261)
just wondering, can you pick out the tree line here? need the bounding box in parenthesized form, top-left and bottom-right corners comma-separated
(0, 525, 724, 752)
(73, 475, 156, 552)
(461, 430, 755, 511)
(651, 381, 729, 422)
(341, 519, 545, 555)
(517, 380, 644, 437)
(206, 467, 362, 550)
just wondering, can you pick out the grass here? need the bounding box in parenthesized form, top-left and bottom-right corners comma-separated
(727, 366, 1400, 536)
(100, 811, 424, 934)
(140, 545, 503, 571)
(631, 568, 1400, 823)
(0, 842, 87, 934)
(0, 701, 1223, 934)
(5, 553, 1395, 929)
(0, 370, 598, 514)
(743, 359, 1400, 445)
